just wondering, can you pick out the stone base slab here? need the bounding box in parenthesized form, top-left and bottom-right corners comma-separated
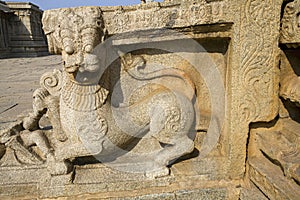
(0, 162, 240, 199)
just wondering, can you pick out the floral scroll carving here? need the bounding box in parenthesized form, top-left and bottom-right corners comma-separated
(238, 0, 280, 123)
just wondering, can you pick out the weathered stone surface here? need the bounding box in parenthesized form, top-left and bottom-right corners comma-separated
(39, 5, 200, 181)
(3, 0, 300, 199)
(101, 0, 231, 34)
(245, 2, 300, 198)
(239, 182, 268, 200)
(249, 157, 300, 200)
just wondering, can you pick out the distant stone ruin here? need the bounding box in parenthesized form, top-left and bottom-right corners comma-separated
(0, 1, 48, 58)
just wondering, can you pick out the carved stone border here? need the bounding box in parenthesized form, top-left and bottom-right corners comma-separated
(229, 0, 281, 178)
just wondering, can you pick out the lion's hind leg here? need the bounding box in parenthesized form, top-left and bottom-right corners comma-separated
(145, 104, 195, 178)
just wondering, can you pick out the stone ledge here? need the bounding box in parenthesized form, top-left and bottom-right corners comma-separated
(5, 2, 42, 12)
(249, 157, 300, 200)
(0, 161, 238, 199)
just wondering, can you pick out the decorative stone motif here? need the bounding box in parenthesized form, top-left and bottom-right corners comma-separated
(229, 0, 281, 179)
(31, 6, 198, 180)
(102, 0, 230, 34)
(247, 1, 300, 199)
(3, 0, 300, 199)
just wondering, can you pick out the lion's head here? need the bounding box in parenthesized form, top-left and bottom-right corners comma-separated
(42, 7, 107, 79)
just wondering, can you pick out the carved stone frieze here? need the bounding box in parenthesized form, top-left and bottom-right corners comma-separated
(102, 0, 230, 34)
(1, 0, 298, 199)
(246, 3, 300, 198)
(34, 6, 199, 179)
(228, 0, 281, 178)
(238, 0, 280, 123)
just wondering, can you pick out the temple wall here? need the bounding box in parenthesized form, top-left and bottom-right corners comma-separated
(0, 1, 48, 58)
(0, 2, 10, 58)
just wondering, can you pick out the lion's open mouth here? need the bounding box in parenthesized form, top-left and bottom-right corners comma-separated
(64, 52, 103, 85)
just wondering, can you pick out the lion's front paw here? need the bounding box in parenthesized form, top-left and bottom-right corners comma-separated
(47, 155, 73, 175)
(23, 115, 39, 131)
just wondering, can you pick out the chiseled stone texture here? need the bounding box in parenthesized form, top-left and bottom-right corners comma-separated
(2, 0, 298, 199)
(246, 1, 300, 200)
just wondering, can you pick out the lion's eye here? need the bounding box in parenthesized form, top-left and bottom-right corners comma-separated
(65, 46, 74, 55)
(96, 20, 101, 26)
(85, 45, 93, 53)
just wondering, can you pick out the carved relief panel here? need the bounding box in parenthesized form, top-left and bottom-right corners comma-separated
(0, 1, 287, 199)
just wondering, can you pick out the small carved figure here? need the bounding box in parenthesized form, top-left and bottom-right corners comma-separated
(0, 123, 53, 165)
(0, 120, 71, 175)
(23, 77, 66, 142)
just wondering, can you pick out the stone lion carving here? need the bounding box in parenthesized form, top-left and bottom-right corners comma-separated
(0, 7, 198, 178)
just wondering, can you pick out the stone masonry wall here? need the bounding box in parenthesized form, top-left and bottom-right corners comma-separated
(0, 1, 48, 58)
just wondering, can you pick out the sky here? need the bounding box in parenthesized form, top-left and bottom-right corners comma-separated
(5, 0, 163, 10)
